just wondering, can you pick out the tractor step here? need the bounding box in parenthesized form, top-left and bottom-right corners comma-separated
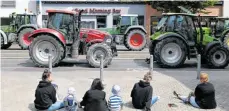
(189, 45, 197, 58)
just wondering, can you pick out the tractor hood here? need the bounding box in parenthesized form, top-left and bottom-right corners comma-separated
(80, 28, 112, 43)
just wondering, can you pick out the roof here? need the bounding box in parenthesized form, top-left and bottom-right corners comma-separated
(162, 13, 197, 17)
(46, 9, 77, 15)
(121, 14, 138, 17)
(17, 13, 36, 16)
(42, 0, 148, 4)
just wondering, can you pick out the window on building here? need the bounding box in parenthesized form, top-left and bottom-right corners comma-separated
(138, 16, 144, 26)
(97, 16, 106, 28)
(113, 16, 119, 26)
(1, 0, 16, 8)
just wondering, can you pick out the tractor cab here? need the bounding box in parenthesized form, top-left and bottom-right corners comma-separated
(208, 17, 229, 37)
(118, 14, 139, 33)
(153, 13, 198, 42)
(46, 10, 79, 44)
(10, 13, 37, 31)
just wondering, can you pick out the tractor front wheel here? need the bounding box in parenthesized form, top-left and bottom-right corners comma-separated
(86, 43, 112, 68)
(124, 29, 146, 51)
(29, 35, 64, 67)
(1, 35, 12, 49)
(18, 28, 35, 49)
(206, 45, 229, 69)
(154, 37, 187, 68)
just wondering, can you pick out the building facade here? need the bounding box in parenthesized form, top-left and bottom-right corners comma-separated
(0, 0, 224, 37)
(41, 1, 146, 29)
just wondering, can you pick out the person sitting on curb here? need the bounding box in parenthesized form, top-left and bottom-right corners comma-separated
(131, 72, 160, 111)
(79, 78, 108, 111)
(63, 87, 77, 111)
(108, 85, 123, 111)
(34, 69, 64, 111)
(173, 73, 217, 109)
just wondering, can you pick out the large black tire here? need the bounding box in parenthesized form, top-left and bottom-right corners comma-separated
(206, 45, 229, 69)
(86, 43, 112, 68)
(124, 29, 146, 51)
(29, 35, 64, 67)
(154, 37, 187, 68)
(18, 28, 35, 50)
(223, 33, 229, 50)
(1, 35, 12, 49)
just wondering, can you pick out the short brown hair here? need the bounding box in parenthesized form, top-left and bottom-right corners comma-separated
(42, 69, 51, 81)
(143, 72, 152, 81)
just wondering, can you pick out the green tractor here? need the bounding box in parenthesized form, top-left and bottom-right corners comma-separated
(99, 14, 147, 51)
(1, 11, 38, 49)
(207, 17, 229, 49)
(149, 13, 229, 68)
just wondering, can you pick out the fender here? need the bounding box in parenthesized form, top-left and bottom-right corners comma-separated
(85, 39, 104, 47)
(204, 41, 221, 55)
(0, 29, 8, 44)
(17, 24, 39, 34)
(156, 32, 191, 58)
(221, 29, 229, 42)
(124, 25, 147, 35)
(28, 28, 66, 45)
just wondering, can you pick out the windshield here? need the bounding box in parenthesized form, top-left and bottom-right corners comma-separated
(156, 16, 168, 30)
(48, 13, 74, 34)
(121, 16, 131, 25)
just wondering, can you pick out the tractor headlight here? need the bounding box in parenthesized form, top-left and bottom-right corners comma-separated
(104, 35, 112, 45)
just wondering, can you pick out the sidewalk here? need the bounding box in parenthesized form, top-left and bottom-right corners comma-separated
(1, 70, 224, 111)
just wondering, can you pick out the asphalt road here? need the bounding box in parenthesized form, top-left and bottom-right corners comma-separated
(1, 44, 229, 72)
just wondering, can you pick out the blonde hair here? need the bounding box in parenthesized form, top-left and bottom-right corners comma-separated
(200, 73, 209, 82)
(143, 72, 152, 82)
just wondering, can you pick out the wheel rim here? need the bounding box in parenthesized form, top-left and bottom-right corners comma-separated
(213, 50, 227, 65)
(92, 48, 107, 64)
(161, 43, 182, 64)
(22, 32, 33, 45)
(130, 33, 143, 47)
(34, 41, 57, 62)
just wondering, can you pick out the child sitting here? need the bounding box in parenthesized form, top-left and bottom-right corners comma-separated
(63, 87, 77, 111)
(108, 85, 123, 111)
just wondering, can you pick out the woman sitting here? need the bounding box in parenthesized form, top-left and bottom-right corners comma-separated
(34, 69, 64, 111)
(174, 73, 217, 109)
(79, 78, 108, 111)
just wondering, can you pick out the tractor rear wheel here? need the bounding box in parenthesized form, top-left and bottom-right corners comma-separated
(124, 29, 146, 51)
(1, 35, 12, 49)
(154, 37, 187, 68)
(223, 33, 229, 50)
(18, 28, 35, 49)
(29, 35, 64, 67)
(86, 43, 112, 68)
(206, 45, 229, 69)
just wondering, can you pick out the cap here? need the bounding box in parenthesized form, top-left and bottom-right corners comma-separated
(112, 85, 121, 95)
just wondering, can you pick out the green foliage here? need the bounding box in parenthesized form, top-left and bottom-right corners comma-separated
(151, 0, 218, 13)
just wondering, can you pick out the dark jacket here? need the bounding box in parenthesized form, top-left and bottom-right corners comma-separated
(195, 82, 217, 109)
(34, 81, 57, 110)
(131, 80, 153, 111)
(80, 89, 108, 111)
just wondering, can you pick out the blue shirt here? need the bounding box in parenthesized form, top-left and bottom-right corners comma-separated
(108, 95, 123, 111)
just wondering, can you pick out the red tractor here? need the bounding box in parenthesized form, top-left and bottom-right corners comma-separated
(28, 9, 117, 68)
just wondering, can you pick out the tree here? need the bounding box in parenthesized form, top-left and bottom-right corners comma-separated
(150, 0, 218, 13)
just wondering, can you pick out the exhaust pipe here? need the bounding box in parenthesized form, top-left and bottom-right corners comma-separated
(71, 10, 84, 58)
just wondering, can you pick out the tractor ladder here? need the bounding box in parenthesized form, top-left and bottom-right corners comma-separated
(188, 42, 198, 59)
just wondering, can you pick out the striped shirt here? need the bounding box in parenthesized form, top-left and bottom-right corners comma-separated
(108, 95, 123, 111)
